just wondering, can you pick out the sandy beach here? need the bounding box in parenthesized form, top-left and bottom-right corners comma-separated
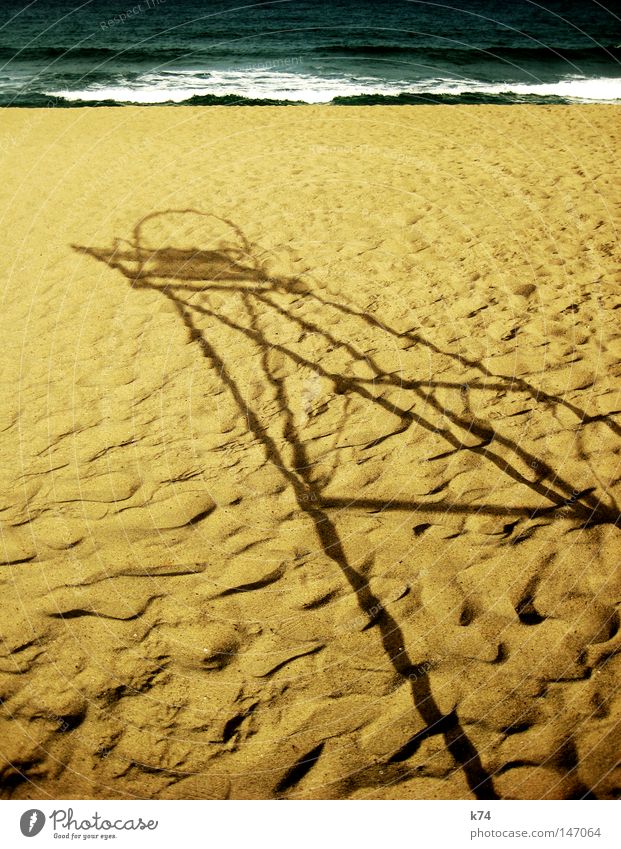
(0, 105, 620, 800)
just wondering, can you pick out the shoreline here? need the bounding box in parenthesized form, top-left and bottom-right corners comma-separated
(3, 98, 621, 108)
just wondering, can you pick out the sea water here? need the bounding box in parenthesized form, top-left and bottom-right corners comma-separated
(0, 0, 619, 106)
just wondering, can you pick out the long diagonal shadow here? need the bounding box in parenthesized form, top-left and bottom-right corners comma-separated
(73, 209, 621, 799)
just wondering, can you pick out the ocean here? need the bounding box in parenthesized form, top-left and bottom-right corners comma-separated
(0, 0, 620, 106)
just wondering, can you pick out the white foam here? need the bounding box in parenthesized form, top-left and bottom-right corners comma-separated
(45, 69, 410, 103)
(443, 76, 621, 101)
(44, 69, 621, 104)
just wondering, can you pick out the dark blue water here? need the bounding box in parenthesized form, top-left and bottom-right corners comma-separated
(1, 0, 620, 105)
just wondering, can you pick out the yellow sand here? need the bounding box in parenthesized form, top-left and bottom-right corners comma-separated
(0, 106, 620, 800)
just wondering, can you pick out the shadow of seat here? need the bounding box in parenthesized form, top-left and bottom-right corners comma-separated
(70, 207, 621, 801)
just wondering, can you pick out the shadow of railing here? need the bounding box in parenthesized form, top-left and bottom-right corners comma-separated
(73, 208, 621, 800)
